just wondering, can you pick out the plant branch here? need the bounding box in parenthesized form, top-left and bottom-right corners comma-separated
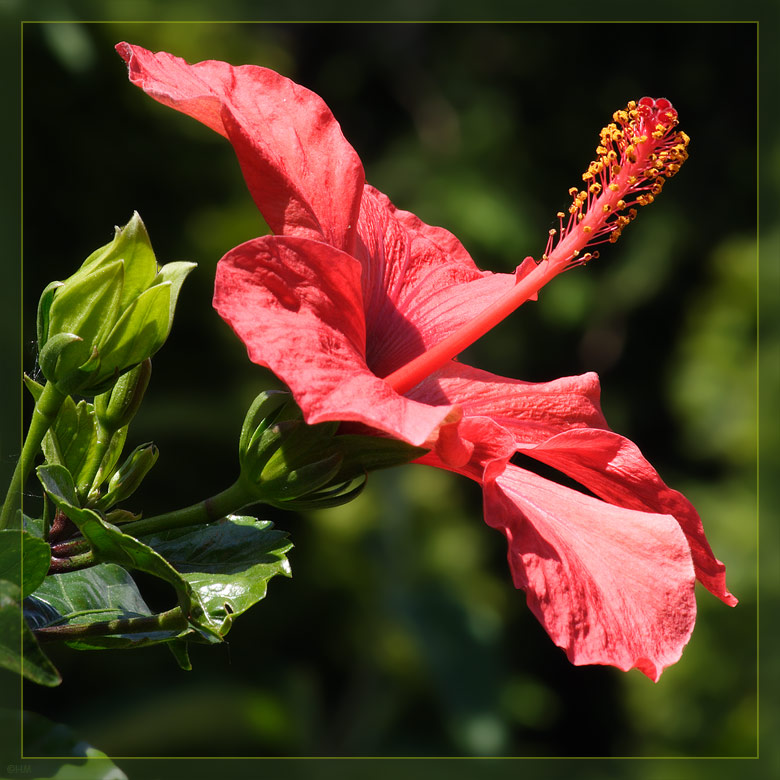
(34, 606, 188, 643)
(1, 381, 67, 530)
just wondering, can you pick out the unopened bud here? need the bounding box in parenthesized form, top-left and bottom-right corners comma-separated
(237, 390, 425, 510)
(36, 213, 195, 396)
(94, 359, 152, 433)
(94, 442, 158, 511)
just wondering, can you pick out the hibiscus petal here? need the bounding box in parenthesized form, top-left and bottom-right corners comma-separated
(520, 428, 737, 606)
(116, 42, 364, 252)
(408, 362, 609, 444)
(483, 461, 698, 681)
(213, 234, 458, 446)
(356, 187, 519, 378)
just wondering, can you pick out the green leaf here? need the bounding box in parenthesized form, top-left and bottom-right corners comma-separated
(37, 465, 222, 644)
(36, 464, 79, 508)
(166, 638, 192, 670)
(42, 397, 97, 486)
(0, 529, 51, 598)
(0, 579, 61, 686)
(146, 516, 292, 636)
(24, 563, 186, 650)
(27, 563, 151, 625)
(98, 281, 171, 369)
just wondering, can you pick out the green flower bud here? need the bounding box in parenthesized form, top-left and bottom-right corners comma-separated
(36, 213, 195, 396)
(237, 390, 426, 510)
(94, 442, 158, 511)
(94, 359, 152, 433)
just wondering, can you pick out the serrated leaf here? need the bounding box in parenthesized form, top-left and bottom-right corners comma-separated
(36, 469, 222, 643)
(0, 529, 51, 598)
(146, 515, 292, 636)
(0, 580, 61, 686)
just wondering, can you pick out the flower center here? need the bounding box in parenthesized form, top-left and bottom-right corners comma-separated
(384, 97, 689, 396)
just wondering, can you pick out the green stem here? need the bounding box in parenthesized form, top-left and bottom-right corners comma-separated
(49, 478, 256, 567)
(117, 479, 255, 538)
(77, 422, 113, 502)
(34, 606, 188, 643)
(1, 381, 67, 530)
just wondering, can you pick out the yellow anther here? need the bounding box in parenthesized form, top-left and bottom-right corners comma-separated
(556, 211, 566, 219)
(569, 186, 579, 197)
(583, 225, 593, 233)
(603, 204, 611, 213)
(549, 229, 557, 236)
(609, 182, 619, 192)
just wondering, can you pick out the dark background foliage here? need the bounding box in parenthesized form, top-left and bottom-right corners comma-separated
(6, 15, 771, 776)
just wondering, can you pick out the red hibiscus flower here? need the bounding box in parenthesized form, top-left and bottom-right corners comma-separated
(118, 43, 736, 680)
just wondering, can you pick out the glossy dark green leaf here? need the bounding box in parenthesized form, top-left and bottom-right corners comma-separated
(0, 580, 61, 686)
(0, 529, 51, 598)
(37, 465, 222, 643)
(147, 515, 292, 636)
(24, 564, 187, 651)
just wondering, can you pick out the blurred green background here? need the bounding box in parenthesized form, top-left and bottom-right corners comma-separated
(10, 16, 769, 774)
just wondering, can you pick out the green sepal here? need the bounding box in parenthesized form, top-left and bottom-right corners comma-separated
(97, 281, 171, 371)
(153, 260, 197, 325)
(331, 434, 428, 481)
(238, 389, 290, 458)
(36, 280, 63, 350)
(46, 259, 124, 364)
(37, 332, 89, 393)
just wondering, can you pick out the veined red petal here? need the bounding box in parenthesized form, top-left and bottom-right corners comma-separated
(408, 363, 609, 444)
(483, 461, 698, 681)
(213, 234, 458, 446)
(116, 42, 364, 252)
(521, 428, 737, 606)
(354, 186, 519, 378)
